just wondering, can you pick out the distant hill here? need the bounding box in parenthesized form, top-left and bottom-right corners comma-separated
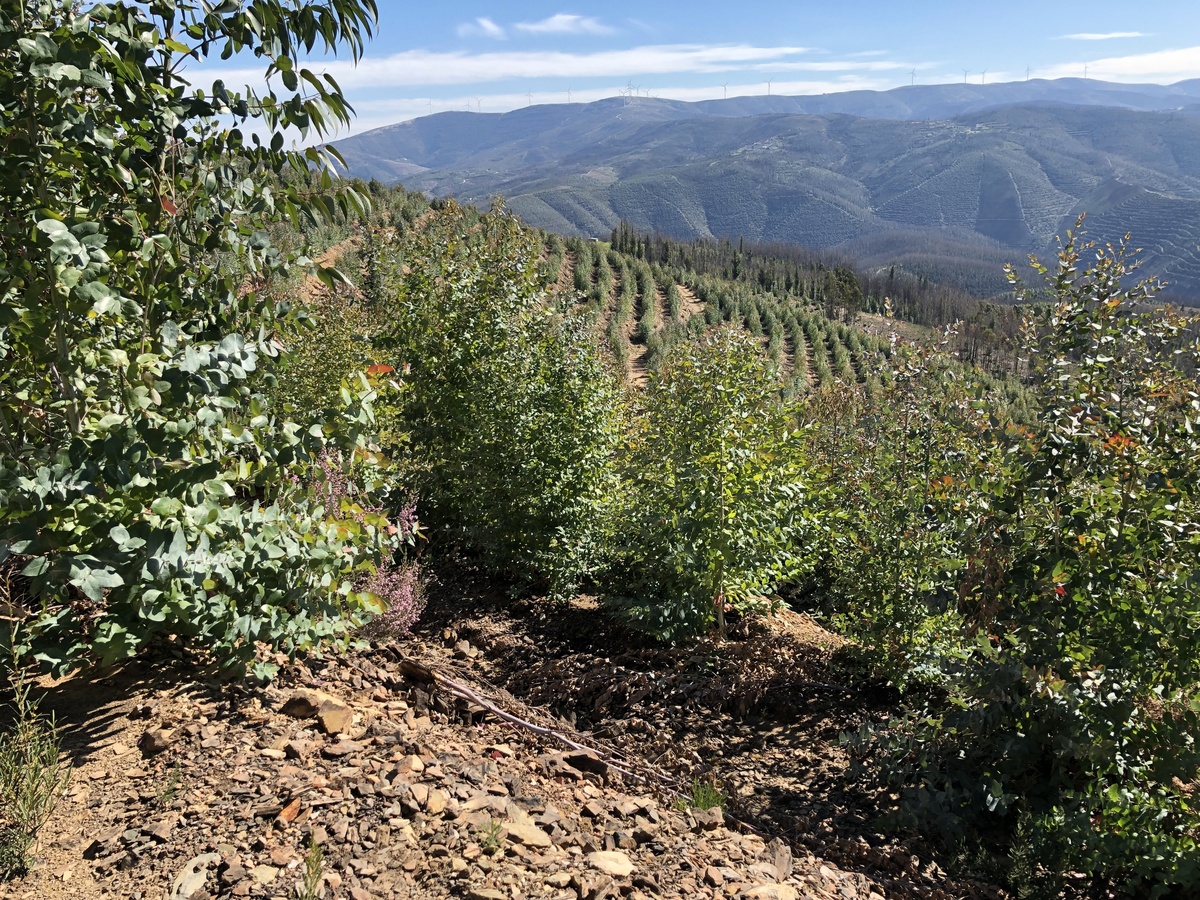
(334, 79, 1200, 300)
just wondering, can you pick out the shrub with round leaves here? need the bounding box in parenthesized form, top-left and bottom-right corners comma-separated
(0, 0, 421, 679)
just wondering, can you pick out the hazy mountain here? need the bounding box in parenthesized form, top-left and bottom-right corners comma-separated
(334, 79, 1200, 299)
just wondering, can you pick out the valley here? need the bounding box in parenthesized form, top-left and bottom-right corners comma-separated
(335, 81, 1200, 300)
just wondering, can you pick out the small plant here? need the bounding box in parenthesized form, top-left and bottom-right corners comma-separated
(154, 762, 183, 810)
(675, 777, 726, 812)
(297, 835, 324, 900)
(0, 662, 71, 879)
(478, 818, 504, 854)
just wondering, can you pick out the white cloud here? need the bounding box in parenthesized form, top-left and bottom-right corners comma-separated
(1060, 32, 1147, 41)
(515, 14, 615, 36)
(1035, 45, 1200, 82)
(202, 43, 815, 89)
(456, 17, 506, 40)
(758, 59, 921, 74)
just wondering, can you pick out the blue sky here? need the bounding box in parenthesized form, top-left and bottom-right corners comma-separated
(203, 1, 1200, 135)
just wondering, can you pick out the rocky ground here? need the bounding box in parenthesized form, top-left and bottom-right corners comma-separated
(1, 576, 1008, 900)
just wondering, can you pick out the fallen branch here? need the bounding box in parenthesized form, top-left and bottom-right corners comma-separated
(392, 651, 766, 836)
(399, 655, 650, 785)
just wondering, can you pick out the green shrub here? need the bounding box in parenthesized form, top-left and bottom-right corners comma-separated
(675, 777, 726, 812)
(804, 335, 985, 686)
(0, 0, 406, 677)
(852, 225, 1200, 894)
(613, 324, 811, 640)
(383, 205, 622, 598)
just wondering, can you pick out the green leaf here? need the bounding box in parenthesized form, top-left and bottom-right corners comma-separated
(70, 563, 124, 602)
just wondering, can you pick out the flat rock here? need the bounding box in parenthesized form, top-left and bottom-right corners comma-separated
(170, 852, 219, 899)
(139, 727, 175, 756)
(144, 815, 177, 842)
(693, 807, 724, 831)
(426, 788, 448, 814)
(768, 837, 794, 880)
(562, 749, 608, 777)
(587, 850, 635, 878)
(321, 739, 365, 758)
(248, 864, 279, 885)
(280, 688, 354, 735)
(503, 822, 553, 848)
(741, 885, 799, 900)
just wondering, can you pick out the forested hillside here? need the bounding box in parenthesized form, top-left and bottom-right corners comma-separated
(334, 93, 1200, 301)
(4, 4, 1200, 900)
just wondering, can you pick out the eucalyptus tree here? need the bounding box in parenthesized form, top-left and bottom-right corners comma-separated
(0, 0, 411, 677)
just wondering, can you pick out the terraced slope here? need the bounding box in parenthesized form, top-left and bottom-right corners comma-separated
(337, 89, 1200, 300)
(550, 236, 896, 396)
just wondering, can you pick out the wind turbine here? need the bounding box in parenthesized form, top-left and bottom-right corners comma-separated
(766, 78, 773, 96)
(526, 91, 533, 107)
(475, 98, 482, 112)
(980, 70, 987, 85)
(909, 69, 916, 86)
(963, 69, 970, 84)
(721, 82, 728, 99)
(1026, 65, 1031, 81)
(1084, 64, 1089, 79)
(426, 98, 432, 114)
(567, 86, 572, 103)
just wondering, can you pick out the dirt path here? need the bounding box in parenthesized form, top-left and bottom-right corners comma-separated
(798, 330, 817, 388)
(595, 265, 620, 340)
(676, 284, 705, 321)
(316, 237, 357, 270)
(621, 285, 649, 387)
(780, 332, 795, 380)
(300, 236, 360, 306)
(553, 250, 578, 297)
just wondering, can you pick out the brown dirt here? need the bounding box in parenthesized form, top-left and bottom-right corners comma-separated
(1, 579, 1007, 900)
(299, 236, 361, 307)
(780, 333, 795, 381)
(799, 331, 816, 388)
(621, 287, 649, 388)
(552, 252, 578, 298)
(676, 285, 705, 322)
(854, 314, 926, 346)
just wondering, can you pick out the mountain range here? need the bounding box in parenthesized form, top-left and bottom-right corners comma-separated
(334, 79, 1200, 299)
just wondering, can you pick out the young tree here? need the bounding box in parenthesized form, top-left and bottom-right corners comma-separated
(0, 0, 412, 677)
(861, 226, 1200, 892)
(382, 203, 623, 599)
(615, 324, 810, 640)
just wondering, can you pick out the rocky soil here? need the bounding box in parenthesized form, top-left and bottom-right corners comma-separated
(1, 580, 1007, 900)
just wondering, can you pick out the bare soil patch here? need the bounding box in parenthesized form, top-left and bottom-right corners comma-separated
(675, 285, 705, 321)
(2, 578, 1006, 900)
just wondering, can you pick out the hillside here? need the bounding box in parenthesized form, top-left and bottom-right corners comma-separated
(1, 589, 993, 900)
(538, 223, 1022, 387)
(334, 80, 1200, 300)
(10, 6, 1200, 900)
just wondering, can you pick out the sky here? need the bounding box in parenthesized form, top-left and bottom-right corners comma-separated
(199, 1, 1200, 136)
